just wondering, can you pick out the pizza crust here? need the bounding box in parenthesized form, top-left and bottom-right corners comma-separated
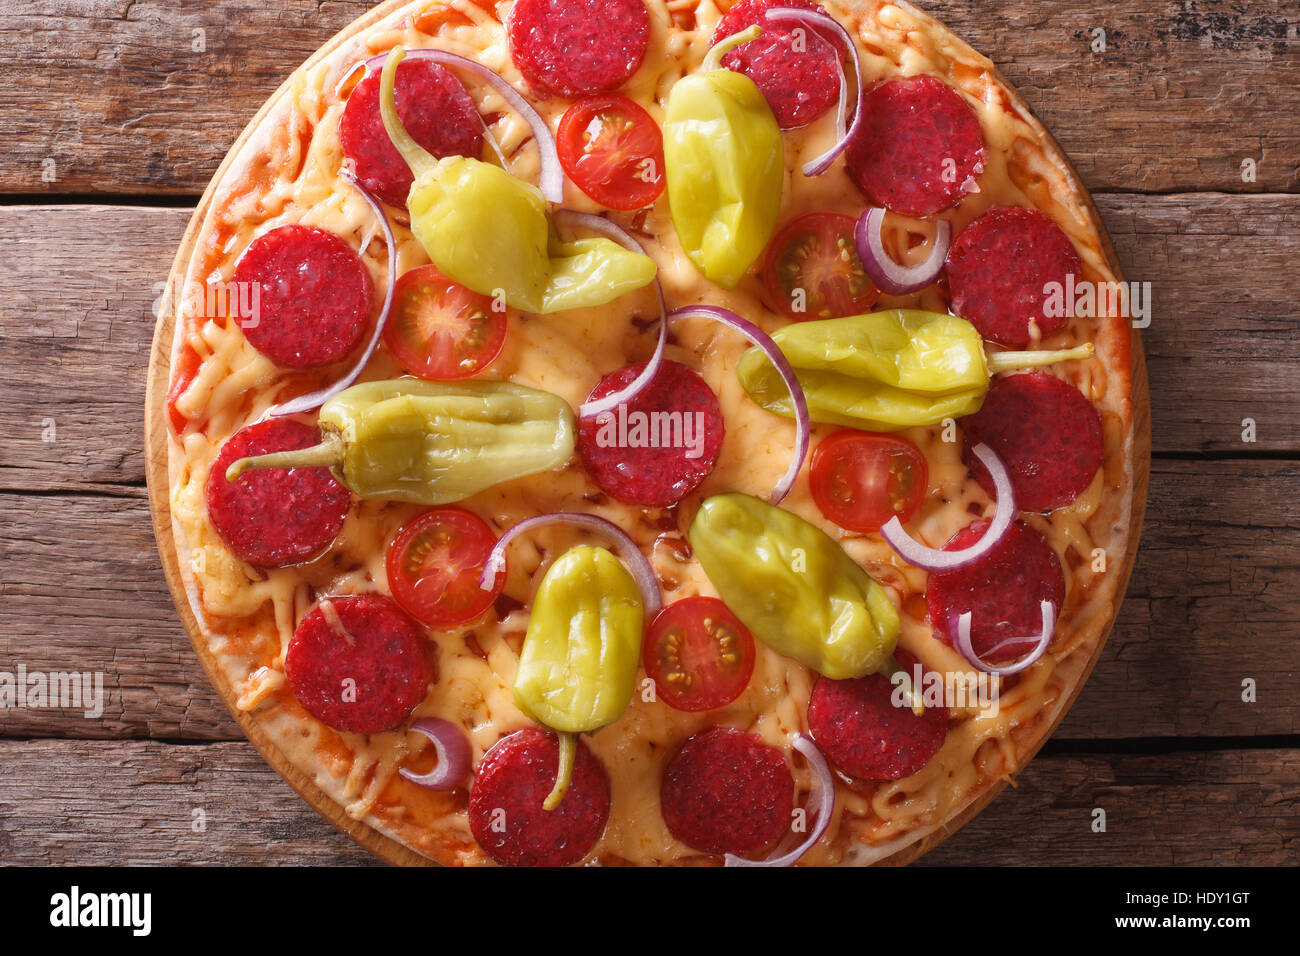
(146, 0, 1143, 867)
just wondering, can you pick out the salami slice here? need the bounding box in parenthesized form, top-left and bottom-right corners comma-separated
(340, 59, 483, 209)
(468, 728, 611, 867)
(232, 224, 374, 369)
(945, 206, 1083, 348)
(807, 650, 948, 781)
(927, 520, 1066, 665)
(577, 360, 725, 508)
(206, 418, 350, 567)
(844, 75, 986, 217)
(712, 0, 841, 129)
(285, 594, 430, 735)
(659, 726, 794, 857)
(963, 371, 1105, 512)
(508, 0, 650, 98)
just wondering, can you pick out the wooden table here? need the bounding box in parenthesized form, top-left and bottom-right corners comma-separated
(1, 0, 1296, 865)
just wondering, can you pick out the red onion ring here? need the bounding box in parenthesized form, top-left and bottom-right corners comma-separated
(765, 8, 864, 176)
(854, 208, 952, 295)
(362, 48, 563, 204)
(266, 171, 396, 419)
(881, 443, 1016, 572)
(399, 717, 472, 790)
(951, 601, 1056, 676)
(725, 735, 834, 867)
(479, 512, 662, 616)
(668, 306, 809, 504)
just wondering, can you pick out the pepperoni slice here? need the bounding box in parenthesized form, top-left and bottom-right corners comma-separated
(712, 0, 841, 129)
(845, 76, 987, 217)
(946, 206, 1083, 348)
(927, 520, 1066, 665)
(660, 726, 794, 857)
(577, 360, 725, 508)
(340, 58, 483, 209)
(285, 594, 430, 735)
(232, 225, 374, 370)
(508, 0, 650, 98)
(963, 371, 1104, 512)
(807, 650, 949, 780)
(468, 728, 611, 867)
(206, 419, 350, 567)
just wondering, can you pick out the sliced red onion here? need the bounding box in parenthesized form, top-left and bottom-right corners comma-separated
(881, 443, 1016, 572)
(855, 208, 952, 295)
(363, 48, 563, 203)
(267, 171, 396, 419)
(951, 601, 1056, 676)
(725, 735, 834, 867)
(667, 306, 809, 504)
(479, 512, 662, 616)
(399, 717, 472, 790)
(765, 7, 864, 176)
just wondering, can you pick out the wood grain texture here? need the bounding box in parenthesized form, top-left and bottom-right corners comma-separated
(1, 738, 1292, 865)
(0, 194, 1294, 496)
(0, 0, 1296, 196)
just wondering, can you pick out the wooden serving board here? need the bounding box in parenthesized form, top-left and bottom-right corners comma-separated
(143, 0, 1151, 866)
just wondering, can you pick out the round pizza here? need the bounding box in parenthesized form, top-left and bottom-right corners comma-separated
(148, 0, 1145, 867)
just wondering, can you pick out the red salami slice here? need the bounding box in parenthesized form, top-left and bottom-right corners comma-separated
(577, 360, 725, 508)
(807, 650, 948, 781)
(712, 0, 841, 129)
(963, 371, 1105, 512)
(845, 75, 986, 217)
(927, 520, 1066, 665)
(340, 59, 483, 209)
(206, 419, 350, 567)
(285, 594, 430, 735)
(468, 728, 611, 867)
(232, 225, 374, 370)
(660, 726, 794, 857)
(508, 0, 650, 98)
(945, 206, 1083, 348)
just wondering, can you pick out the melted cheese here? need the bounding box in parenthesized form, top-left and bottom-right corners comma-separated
(164, 0, 1134, 866)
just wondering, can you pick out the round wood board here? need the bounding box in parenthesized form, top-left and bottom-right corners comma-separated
(144, 0, 1151, 867)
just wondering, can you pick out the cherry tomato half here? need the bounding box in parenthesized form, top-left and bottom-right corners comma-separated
(809, 430, 929, 533)
(383, 265, 507, 380)
(386, 507, 503, 628)
(643, 597, 756, 712)
(557, 94, 666, 211)
(761, 212, 880, 321)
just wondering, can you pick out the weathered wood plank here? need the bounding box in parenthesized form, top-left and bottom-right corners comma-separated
(0, 193, 1295, 496)
(0, 0, 1295, 196)
(0, 459, 1296, 741)
(0, 738, 1291, 864)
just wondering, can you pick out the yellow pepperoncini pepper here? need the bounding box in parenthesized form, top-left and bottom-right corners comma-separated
(688, 493, 900, 680)
(736, 309, 1096, 431)
(225, 379, 575, 504)
(378, 47, 656, 313)
(513, 546, 644, 808)
(663, 26, 784, 289)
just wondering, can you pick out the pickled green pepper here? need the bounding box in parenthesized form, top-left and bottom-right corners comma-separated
(513, 545, 644, 808)
(736, 309, 1095, 431)
(378, 48, 656, 314)
(688, 493, 900, 680)
(225, 379, 575, 504)
(663, 26, 785, 289)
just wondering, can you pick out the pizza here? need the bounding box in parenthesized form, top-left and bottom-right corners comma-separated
(149, 0, 1143, 867)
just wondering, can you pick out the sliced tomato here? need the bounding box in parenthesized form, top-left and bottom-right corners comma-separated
(383, 265, 507, 380)
(810, 430, 928, 533)
(761, 212, 880, 321)
(557, 94, 665, 211)
(644, 597, 756, 712)
(386, 507, 503, 628)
